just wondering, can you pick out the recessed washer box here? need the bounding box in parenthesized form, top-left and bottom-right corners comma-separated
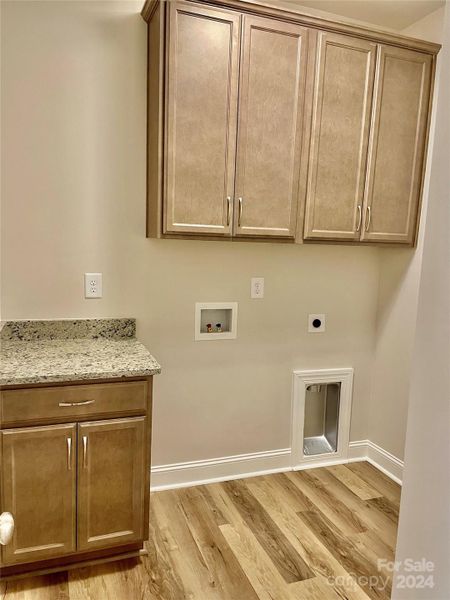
(195, 302, 238, 341)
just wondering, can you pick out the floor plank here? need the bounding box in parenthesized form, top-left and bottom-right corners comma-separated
(309, 468, 399, 550)
(286, 470, 367, 536)
(2, 462, 400, 600)
(326, 464, 383, 501)
(289, 576, 343, 600)
(176, 487, 260, 599)
(353, 530, 395, 565)
(270, 473, 315, 512)
(3, 573, 68, 600)
(223, 479, 314, 584)
(143, 502, 188, 599)
(68, 558, 154, 600)
(346, 462, 401, 505)
(150, 490, 224, 599)
(367, 496, 400, 522)
(299, 510, 391, 600)
(220, 522, 298, 600)
(247, 475, 371, 600)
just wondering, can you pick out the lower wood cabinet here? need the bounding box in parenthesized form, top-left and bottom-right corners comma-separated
(0, 378, 152, 578)
(77, 418, 146, 551)
(1, 424, 77, 565)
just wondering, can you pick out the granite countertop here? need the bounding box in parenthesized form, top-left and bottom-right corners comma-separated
(0, 319, 161, 387)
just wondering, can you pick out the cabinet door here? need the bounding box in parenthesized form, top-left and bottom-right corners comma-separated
(361, 46, 433, 243)
(1, 424, 76, 565)
(77, 417, 146, 551)
(165, 1, 240, 236)
(233, 16, 309, 238)
(304, 32, 376, 241)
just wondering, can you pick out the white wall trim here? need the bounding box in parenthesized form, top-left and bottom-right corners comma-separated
(151, 448, 291, 491)
(151, 439, 403, 491)
(348, 439, 404, 485)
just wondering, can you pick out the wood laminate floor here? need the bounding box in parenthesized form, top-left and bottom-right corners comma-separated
(0, 462, 401, 600)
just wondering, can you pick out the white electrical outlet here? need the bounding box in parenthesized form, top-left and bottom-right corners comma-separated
(251, 277, 264, 299)
(308, 314, 325, 333)
(84, 273, 103, 298)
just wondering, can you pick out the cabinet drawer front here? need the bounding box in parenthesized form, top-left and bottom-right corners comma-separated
(1, 381, 148, 426)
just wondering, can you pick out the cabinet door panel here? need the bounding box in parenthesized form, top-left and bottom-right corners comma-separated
(77, 417, 146, 551)
(361, 46, 433, 243)
(165, 1, 240, 235)
(304, 32, 376, 240)
(234, 16, 309, 238)
(1, 424, 76, 565)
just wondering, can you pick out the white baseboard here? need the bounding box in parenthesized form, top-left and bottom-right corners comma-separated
(151, 439, 403, 492)
(348, 439, 404, 485)
(150, 448, 291, 492)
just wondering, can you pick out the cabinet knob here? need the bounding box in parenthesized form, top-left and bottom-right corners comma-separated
(0, 512, 15, 546)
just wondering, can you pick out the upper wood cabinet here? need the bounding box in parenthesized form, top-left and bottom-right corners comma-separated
(303, 33, 376, 241)
(143, 0, 439, 246)
(1, 424, 76, 565)
(305, 40, 434, 244)
(148, 0, 311, 240)
(234, 16, 309, 238)
(361, 46, 433, 243)
(164, 2, 240, 236)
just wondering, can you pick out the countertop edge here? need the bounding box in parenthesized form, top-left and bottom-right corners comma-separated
(0, 367, 162, 388)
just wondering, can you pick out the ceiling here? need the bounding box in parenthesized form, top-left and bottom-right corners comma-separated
(280, 0, 445, 31)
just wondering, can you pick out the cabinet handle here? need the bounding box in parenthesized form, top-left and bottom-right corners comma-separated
(0, 513, 14, 546)
(365, 206, 372, 231)
(356, 205, 362, 232)
(238, 197, 243, 227)
(83, 435, 88, 468)
(67, 437, 72, 471)
(59, 400, 95, 407)
(226, 196, 231, 226)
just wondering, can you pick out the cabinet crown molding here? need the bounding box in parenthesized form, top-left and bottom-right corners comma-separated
(141, 0, 441, 55)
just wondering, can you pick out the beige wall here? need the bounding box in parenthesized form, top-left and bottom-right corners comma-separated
(0, 0, 379, 466)
(393, 4, 450, 597)
(402, 5, 445, 39)
(1, 0, 444, 470)
(367, 8, 444, 460)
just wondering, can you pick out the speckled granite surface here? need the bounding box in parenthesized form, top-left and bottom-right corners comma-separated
(1, 318, 136, 341)
(0, 320, 161, 387)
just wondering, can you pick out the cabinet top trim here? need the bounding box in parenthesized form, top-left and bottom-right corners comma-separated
(141, 0, 441, 55)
